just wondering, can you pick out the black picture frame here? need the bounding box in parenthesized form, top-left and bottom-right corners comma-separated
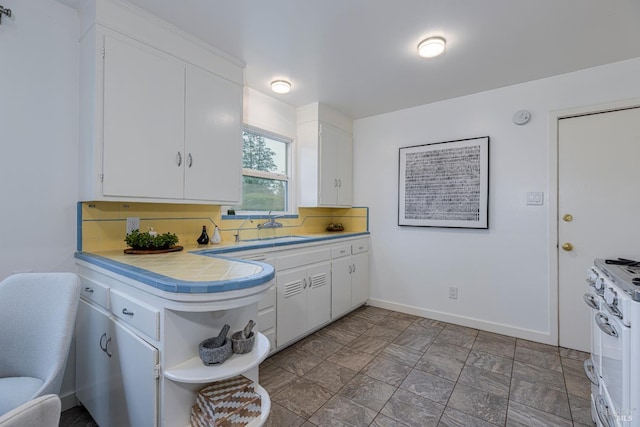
(398, 136, 489, 228)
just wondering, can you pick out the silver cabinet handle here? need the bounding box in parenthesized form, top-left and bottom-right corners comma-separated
(338, 179, 342, 187)
(583, 358, 599, 386)
(176, 151, 182, 166)
(334, 178, 338, 188)
(352, 264, 356, 273)
(187, 153, 193, 168)
(105, 337, 112, 358)
(348, 265, 352, 274)
(99, 332, 107, 352)
(122, 308, 134, 316)
(84, 287, 94, 294)
(583, 293, 598, 310)
(595, 313, 618, 337)
(303, 278, 307, 289)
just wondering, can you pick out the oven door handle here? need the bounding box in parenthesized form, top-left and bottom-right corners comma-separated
(583, 358, 599, 386)
(596, 395, 616, 427)
(583, 293, 598, 310)
(596, 313, 619, 337)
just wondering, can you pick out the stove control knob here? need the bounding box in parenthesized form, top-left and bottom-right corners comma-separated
(604, 287, 617, 306)
(595, 277, 606, 292)
(587, 269, 598, 285)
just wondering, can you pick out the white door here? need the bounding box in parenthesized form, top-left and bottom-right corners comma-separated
(336, 129, 353, 207)
(306, 262, 331, 330)
(75, 300, 110, 427)
(331, 256, 352, 318)
(276, 267, 307, 346)
(558, 106, 640, 351)
(184, 65, 242, 202)
(108, 319, 158, 427)
(102, 35, 185, 199)
(351, 252, 369, 307)
(318, 124, 340, 206)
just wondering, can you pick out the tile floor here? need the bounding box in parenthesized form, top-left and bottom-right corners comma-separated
(60, 305, 594, 427)
(261, 306, 594, 427)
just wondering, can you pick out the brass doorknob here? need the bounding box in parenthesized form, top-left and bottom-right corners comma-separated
(562, 242, 574, 251)
(563, 214, 573, 222)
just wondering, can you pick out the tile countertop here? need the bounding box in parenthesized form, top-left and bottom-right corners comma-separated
(74, 232, 369, 294)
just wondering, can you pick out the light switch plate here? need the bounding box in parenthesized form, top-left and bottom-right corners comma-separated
(527, 192, 544, 205)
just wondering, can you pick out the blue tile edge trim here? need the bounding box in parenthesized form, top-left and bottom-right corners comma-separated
(194, 232, 370, 256)
(77, 202, 83, 251)
(74, 251, 275, 294)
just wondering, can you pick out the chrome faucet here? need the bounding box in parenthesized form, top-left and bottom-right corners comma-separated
(258, 211, 283, 229)
(234, 217, 253, 242)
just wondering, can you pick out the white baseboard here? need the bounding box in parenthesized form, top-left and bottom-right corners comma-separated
(366, 298, 555, 346)
(60, 392, 78, 412)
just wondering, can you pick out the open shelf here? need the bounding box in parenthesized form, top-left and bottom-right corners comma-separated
(248, 384, 270, 427)
(165, 332, 270, 383)
(184, 384, 270, 427)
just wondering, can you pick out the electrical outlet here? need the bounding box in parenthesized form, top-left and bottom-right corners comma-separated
(126, 217, 140, 234)
(449, 286, 458, 299)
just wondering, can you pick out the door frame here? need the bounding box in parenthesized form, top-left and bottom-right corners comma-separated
(548, 97, 640, 347)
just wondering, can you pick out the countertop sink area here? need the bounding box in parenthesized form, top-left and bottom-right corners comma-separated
(195, 232, 369, 256)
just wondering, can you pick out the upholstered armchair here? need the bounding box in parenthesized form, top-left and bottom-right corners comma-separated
(0, 273, 80, 416)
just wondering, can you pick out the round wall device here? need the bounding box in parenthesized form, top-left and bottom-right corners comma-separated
(512, 110, 531, 125)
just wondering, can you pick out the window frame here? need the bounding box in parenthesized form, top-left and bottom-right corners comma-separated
(231, 125, 294, 215)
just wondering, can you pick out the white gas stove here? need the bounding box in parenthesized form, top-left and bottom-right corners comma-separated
(585, 258, 640, 427)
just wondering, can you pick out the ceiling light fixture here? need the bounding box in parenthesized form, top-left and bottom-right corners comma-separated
(417, 36, 446, 58)
(271, 80, 291, 94)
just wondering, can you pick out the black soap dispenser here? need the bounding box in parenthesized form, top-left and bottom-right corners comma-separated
(197, 225, 209, 245)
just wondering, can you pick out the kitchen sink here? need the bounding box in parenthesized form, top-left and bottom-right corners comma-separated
(244, 236, 310, 244)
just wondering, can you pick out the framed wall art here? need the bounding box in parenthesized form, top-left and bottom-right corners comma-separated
(398, 136, 489, 228)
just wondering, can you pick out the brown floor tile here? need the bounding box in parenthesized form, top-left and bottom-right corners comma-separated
(309, 394, 377, 426)
(338, 373, 397, 412)
(303, 360, 358, 392)
(272, 378, 334, 419)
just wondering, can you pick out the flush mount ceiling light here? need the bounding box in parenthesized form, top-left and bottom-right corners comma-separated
(271, 80, 291, 94)
(417, 36, 446, 58)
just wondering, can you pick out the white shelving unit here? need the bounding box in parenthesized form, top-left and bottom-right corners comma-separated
(165, 333, 270, 383)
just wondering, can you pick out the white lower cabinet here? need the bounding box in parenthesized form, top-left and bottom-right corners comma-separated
(76, 300, 158, 427)
(276, 249, 331, 347)
(75, 264, 272, 427)
(331, 239, 370, 318)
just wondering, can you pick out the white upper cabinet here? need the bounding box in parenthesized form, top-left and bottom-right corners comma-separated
(78, 0, 243, 204)
(297, 103, 353, 207)
(184, 65, 242, 202)
(102, 35, 186, 199)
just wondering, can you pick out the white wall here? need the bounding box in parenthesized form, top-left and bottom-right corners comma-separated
(0, 0, 79, 278)
(243, 86, 296, 139)
(353, 57, 640, 343)
(0, 0, 79, 407)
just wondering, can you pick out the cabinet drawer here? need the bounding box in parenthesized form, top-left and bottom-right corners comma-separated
(351, 239, 369, 255)
(79, 276, 109, 309)
(331, 245, 351, 259)
(110, 289, 159, 341)
(277, 248, 331, 270)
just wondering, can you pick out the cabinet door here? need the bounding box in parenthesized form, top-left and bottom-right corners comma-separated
(102, 35, 185, 199)
(76, 300, 110, 427)
(108, 319, 159, 427)
(276, 267, 308, 346)
(184, 65, 242, 202)
(351, 252, 369, 307)
(318, 124, 340, 206)
(336, 130, 353, 206)
(331, 256, 352, 318)
(306, 262, 331, 330)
